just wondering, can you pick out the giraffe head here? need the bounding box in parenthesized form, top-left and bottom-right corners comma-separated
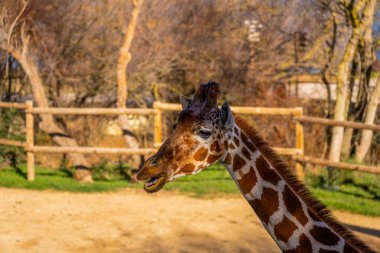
(136, 81, 235, 193)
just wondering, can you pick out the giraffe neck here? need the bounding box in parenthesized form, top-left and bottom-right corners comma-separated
(220, 119, 372, 253)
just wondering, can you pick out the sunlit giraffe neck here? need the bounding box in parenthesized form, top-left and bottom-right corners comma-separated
(221, 117, 374, 253)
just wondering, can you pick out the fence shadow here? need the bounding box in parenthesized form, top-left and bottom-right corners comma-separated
(59, 168, 73, 178)
(14, 166, 27, 179)
(344, 223, 380, 237)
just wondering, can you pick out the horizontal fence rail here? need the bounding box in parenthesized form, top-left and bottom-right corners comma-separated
(0, 102, 27, 109)
(0, 138, 26, 147)
(153, 101, 303, 115)
(293, 156, 379, 174)
(294, 116, 380, 131)
(28, 107, 157, 115)
(273, 147, 303, 156)
(27, 146, 156, 155)
(152, 143, 302, 156)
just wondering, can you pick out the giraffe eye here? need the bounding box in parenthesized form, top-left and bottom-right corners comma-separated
(172, 123, 177, 130)
(198, 128, 212, 139)
(150, 158, 159, 167)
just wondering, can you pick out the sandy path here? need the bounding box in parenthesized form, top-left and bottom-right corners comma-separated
(0, 188, 379, 253)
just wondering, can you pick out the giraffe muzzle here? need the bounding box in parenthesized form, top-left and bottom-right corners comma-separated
(136, 168, 167, 193)
(143, 176, 166, 193)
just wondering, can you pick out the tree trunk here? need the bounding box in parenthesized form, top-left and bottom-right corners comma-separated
(117, 0, 144, 175)
(341, 125, 354, 159)
(341, 53, 359, 159)
(328, 0, 376, 162)
(5, 46, 93, 182)
(328, 34, 359, 162)
(355, 76, 380, 161)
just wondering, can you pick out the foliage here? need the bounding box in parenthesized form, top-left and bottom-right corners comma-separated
(91, 158, 133, 181)
(0, 108, 25, 167)
(368, 132, 380, 164)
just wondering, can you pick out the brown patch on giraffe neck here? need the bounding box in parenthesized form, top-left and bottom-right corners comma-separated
(309, 226, 340, 246)
(207, 154, 222, 164)
(194, 147, 208, 161)
(234, 127, 239, 136)
(181, 163, 195, 173)
(274, 216, 297, 243)
(233, 116, 375, 253)
(223, 140, 228, 150)
(255, 156, 281, 186)
(283, 185, 309, 226)
(232, 154, 245, 172)
(284, 234, 312, 253)
(233, 136, 240, 147)
(241, 132, 257, 152)
(236, 166, 257, 194)
(210, 141, 221, 152)
(241, 146, 251, 160)
(343, 243, 358, 253)
(249, 187, 279, 225)
(223, 153, 232, 165)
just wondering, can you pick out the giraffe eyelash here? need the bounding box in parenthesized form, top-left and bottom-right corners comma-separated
(198, 127, 212, 139)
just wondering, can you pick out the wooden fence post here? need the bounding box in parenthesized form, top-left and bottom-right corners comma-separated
(25, 101, 35, 181)
(295, 107, 304, 180)
(153, 102, 163, 148)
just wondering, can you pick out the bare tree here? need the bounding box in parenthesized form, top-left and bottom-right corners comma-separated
(0, 0, 92, 182)
(117, 0, 144, 175)
(328, 0, 377, 162)
(355, 75, 380, 160)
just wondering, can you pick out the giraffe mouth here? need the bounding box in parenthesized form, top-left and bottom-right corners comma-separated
(144, 176, 166, 193)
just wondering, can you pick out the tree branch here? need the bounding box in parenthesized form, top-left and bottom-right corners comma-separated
(8, 0, 30, 44)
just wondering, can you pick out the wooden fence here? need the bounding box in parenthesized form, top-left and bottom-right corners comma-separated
(0, 100, 379, 181)
(0, 101, 304, 181)
(292, 116, 380, 175)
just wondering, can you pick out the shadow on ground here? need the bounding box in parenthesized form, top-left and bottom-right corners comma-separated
(81, 223, 279, 253)
(345, 223, 380, 238)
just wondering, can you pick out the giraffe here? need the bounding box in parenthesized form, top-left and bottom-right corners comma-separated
(136, 81, 375, 253)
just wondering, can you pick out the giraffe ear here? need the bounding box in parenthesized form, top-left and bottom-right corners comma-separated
(221, 102, 235, 130)
(180, 96, 192, 110)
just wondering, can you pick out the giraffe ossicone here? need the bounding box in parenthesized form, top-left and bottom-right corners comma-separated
(136, 81, 375, 253)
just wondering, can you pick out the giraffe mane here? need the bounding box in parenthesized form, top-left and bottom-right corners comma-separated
(234, 115, 376, 253)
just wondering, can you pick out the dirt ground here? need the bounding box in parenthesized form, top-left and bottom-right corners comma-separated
(0, 188, 379, 253)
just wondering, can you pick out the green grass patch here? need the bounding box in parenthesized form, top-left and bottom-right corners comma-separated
(165, 163, 238, 196)
(310, 188, 380, 216)
(0, 163, 379, 216)
(0, 165, 140, 192)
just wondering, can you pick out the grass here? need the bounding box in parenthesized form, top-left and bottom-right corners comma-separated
(310, 188, 380, 216)
(0, 163, 379, 216)
(166, 163, 238, 196)
(0, 164, 140, 192)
